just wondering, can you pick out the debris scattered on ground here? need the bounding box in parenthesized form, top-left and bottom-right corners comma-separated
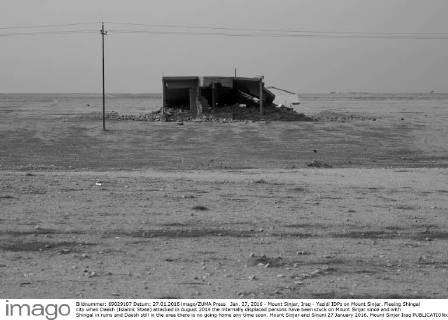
(58, 248, 72, 255)
(192, 205, 209, 211)
(19, 282, 32, 287)
(312, 111, 378, 122)
(0, 195, 16, 199)
(296, 267, 338, 280)
(246, 255, 285, 268)
(306, 160, 333, 168)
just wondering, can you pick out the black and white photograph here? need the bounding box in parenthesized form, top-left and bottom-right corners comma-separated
(1, 0, 448, 302)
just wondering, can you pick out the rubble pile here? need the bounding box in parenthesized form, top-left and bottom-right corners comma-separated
(201, 104, 313, 122)
(96, 104, 314, 123)
(79, 107, 378, 124)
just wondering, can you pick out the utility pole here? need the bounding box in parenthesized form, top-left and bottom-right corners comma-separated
(100, 21, 108, 131)
(259, 76, 264, 115)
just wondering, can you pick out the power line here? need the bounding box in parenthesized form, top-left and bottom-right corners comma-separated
(106, 21, 448, 37)
(1, 21, 445, 37)
(0, 21, 448, 40)
(109, 29, 448, 40)
(2, 29, 446, 40)
(0, 22, 95, 30)
(0, 29, 98, 37)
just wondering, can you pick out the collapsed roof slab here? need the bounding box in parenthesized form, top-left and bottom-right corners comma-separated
(202, 76, 275, 105)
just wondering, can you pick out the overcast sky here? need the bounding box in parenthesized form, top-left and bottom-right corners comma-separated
(1, 0, 448, 93)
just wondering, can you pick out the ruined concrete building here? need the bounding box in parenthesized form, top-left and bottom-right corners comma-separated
(162, 76, 275, 116)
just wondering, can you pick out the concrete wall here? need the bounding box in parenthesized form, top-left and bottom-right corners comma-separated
(162, 77, 200, 114)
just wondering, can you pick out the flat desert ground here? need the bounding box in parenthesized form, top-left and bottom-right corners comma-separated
(1, 94, 447, 298)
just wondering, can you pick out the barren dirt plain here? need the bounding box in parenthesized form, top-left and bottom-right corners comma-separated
(1, 94, 447, 298)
